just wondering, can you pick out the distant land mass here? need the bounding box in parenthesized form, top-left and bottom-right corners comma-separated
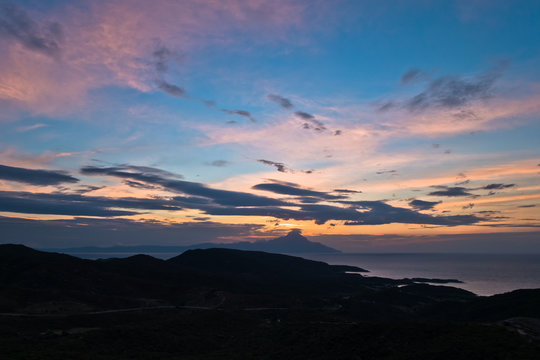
(43, 229, 341, 256)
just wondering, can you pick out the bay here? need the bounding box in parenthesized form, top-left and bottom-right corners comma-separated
(302, 253, 540, 296)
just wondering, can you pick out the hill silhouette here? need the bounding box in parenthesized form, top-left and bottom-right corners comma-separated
(1, 244, 540, 359)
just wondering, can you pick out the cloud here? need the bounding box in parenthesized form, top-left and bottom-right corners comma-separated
(207, 160, 230, 167)
(0, 190, 184, 217)
(294, 111, 327, 131)
(294, 111, 314, 120)
(256, 159, 313, 174)
(78, 164, 485, 226)
(409, 199, 441, 211)
(427, 183, 516, 198)
(267, 94, 293, 109)
(152, 43, 173, 73)
(156, 79, 185, 97)
(405, 66, 505, 111)
(252, 182, 346, 200)
(479, 183, 516, 190)
(72, 185, 105, 194)
(428, 186, 474, 197)
(400, 68, 425, 84)
(122, 179, 158, 190)
(376, 101, 395, 112)
(378, 65, 507, 115)
(16, 123, 47, 132)
(116, 164, 184, 179)
(0, 2, 63, 58)
(0, 164, 79, 186)
(221, 109, 256, 123)
(333, 189, 361, 194)
(0, 216, 268, 248)
(182, 197, 483, 227)
(81, 165, 288, 207)
(376, 169, 397, 175)
(257, 159, 290, 173)
(340, 200, 482, 226)
(0, 0, 309, 115)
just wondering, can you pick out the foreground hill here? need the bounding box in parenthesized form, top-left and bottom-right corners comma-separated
(1, 243, 539, 319)
(1, 244, 539, 359)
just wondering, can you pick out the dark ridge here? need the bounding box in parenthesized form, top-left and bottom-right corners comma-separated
(168, 248, 365, 276)
(0, 243, 538, 326)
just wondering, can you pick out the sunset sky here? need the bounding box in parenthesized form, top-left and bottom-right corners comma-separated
(1, 0, 539, 252)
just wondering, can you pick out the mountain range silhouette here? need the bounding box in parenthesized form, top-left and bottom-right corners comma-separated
(44, 229, 340, 255)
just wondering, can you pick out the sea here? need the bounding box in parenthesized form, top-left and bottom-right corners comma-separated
(303, 253, 540, 296)
(70, 251, 540, 296)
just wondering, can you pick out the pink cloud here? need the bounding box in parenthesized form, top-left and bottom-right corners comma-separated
(0, 0, 309, 116)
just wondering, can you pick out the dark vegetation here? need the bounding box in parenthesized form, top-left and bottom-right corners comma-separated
(1, 244, 539, 359)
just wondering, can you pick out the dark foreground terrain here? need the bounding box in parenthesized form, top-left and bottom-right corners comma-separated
(1, 244, 539, 359)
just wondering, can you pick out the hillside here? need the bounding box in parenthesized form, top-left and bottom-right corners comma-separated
(1, 244, 540, 359)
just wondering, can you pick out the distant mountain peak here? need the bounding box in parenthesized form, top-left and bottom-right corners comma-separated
(258, 230, 339, 254)
(272, 229, 309, 243)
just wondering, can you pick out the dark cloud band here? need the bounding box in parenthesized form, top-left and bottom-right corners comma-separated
(0, 164, 79, 186)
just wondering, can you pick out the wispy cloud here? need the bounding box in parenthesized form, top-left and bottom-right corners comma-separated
(0, 0, 309, 115)
(0, 2, 63, 59)
(381, 65, 506, 112)
(252, 182, 346, 200)
(257, 159, 312, 174)
(156, 79, 185, 97)
(16, 123, 47, 132)
(267, 94, 294, 109)
(221, 109, 257, 123)
(257, 159, 290, 173)
(207, 160, 230, 167)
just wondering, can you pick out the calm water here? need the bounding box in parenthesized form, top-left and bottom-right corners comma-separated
(301, 253, 540, 296)
(71, 252, 540, 296)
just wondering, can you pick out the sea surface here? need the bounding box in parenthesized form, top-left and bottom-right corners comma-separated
(70, 251, 540, 296)
(301, 253, 540, 296)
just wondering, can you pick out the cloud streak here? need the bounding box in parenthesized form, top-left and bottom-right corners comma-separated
(221, 109, 257, 123)
(156, 79, 185, 97)
(0, 164, 79, 186)
(267, 94, 294, 109)
(252, 182, 346, 200)
(78, 164, 484, 226)
(0, 191, 184, 217)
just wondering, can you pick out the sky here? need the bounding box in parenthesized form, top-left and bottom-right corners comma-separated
(0, 0, 539, 252)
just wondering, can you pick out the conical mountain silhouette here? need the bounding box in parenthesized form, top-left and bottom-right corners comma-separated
(253, 229, 340, 253)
